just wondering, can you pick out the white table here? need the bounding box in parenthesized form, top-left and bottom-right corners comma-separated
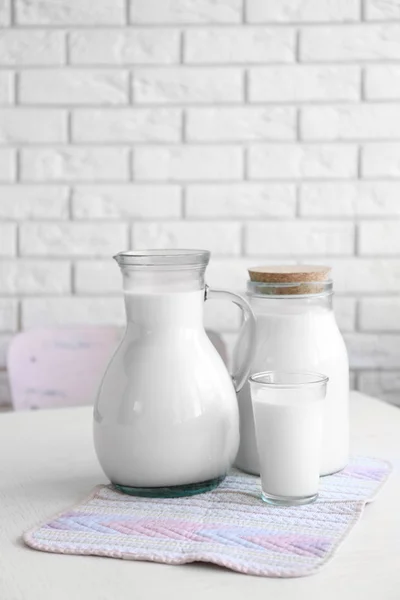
(1, 392, 399, 600)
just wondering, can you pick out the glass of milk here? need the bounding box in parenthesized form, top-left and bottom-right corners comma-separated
(249, 371, 328, 506)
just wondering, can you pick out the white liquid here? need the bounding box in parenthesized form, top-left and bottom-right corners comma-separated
(236, 302, 349, 476)
(94, 289, 239, 488)
(253, 388, 324, 499)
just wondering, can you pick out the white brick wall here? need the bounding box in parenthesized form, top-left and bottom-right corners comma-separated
(1, 0, 400, 408)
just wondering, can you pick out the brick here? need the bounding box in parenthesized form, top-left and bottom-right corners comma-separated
(300, 182, 400, 217)
(300, 25, 400, 62)
(70, 29, 180, 65)
(0, 149, 15, 181)
(22, 297, 125, 329)
(0, 0, 10, 25)
(186, 107, 295, 141)
(130, 0, 241, 23)
(319, 259, 400, 294)
(72, 185, 181, 219)
(0, 72, 14, 105)
(75, 260, 120, 293)
(359, 222, 400, 256)
(20, 70, 128, 105)
(0, 260, 70, 294)
(0, 371, 11, 408)
(0, 31, 64, 65)
(186, 184, 296, 217)
(249, 66, 359, 102)
(302, 105, 400, 141)
(0, 186, 69, 219)
(0, 110, 67, 143)
(249, 144, 357, 179)
(362, 144, 400, 177)
(133, 68, 242, 104)
(0, 299, 18, 332)
(16, 0, 125, 25)
(246, 0, 360, 22)
(206, 258, 294, 290)
(133, 222, 242, 255)
(72, 109, 181, 143)
(21, 148, 129, 182)
(365, 66, 400, 100)
(360, 298, 400, 331)
(334, 297, 356, 332)
(185, 28, 295, 63)
(245, 221, 354, 256)
(358, 372, 400, 407)
(134, 146, 243, 181)
(20, 223, 128, 257)
(0, 223, 16, 256)
(0, 335, 12, 368)
(344, 334, 400, 369)
(365, 0, 400, 20)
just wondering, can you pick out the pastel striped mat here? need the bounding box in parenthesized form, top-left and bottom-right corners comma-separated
(24, 456, 391, 578)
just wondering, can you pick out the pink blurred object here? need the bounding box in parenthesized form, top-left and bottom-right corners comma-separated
(7, 327, 227, 411)
(7, 327, 122, 411)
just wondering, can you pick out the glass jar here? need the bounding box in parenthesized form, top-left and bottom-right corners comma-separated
(235, 275, 349, 477)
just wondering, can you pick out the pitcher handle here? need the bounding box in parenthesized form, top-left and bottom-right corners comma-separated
(205, 285, 256, 392)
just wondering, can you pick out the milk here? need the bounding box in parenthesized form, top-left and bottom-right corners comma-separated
(252, 387, 324, 500)
(236, 299, 349, 476)
(94, 289, 239, 488)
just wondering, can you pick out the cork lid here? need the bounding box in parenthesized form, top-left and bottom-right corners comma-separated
(248, 265, 332, 296)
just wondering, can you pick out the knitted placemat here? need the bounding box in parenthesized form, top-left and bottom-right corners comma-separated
(24, 456, 391, 578)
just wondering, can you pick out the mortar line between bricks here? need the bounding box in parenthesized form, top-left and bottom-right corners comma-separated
(70, 262, 76, 294)
(241, 0, 246, 23)
(17, 300, 22, 331)
(6, 99, 400, 108)
(67, 187, 73, 219)
(67, 111, 72, 143)
(15, 224, 20, 257)
(65, 31, 71, 65)
(361, 0, 366, 21)
(125, 0, 130, 25)
(15, 149, 20, 182)
(354, 221, 360, 256)
(15, 177, 400, 184)
(355, 299, 361, 332)
(7, 61, 400, 70)
(10, 139, 400, 145)
(9, 0, 15, 26)
(8, 22, 400, 29)
(179, 29, 184, 63)
(5, 216, 400, 223)
(295, 29, 301, 62)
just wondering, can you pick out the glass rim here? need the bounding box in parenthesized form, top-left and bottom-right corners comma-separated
(114, 249, 210, 267)
(249, 371, 329, 389)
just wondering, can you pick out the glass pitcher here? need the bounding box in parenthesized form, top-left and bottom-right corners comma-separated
(94, 249, 256, 498)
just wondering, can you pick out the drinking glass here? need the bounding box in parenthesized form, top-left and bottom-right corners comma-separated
(249, 371, 328, 506)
